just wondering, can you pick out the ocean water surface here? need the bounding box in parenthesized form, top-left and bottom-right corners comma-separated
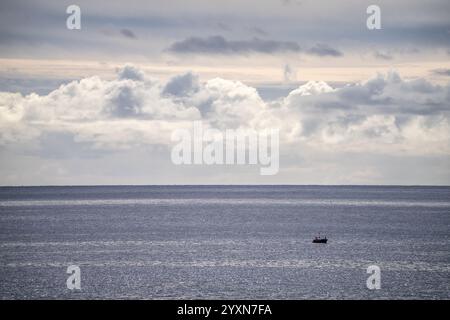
(0, 185, 449, 299)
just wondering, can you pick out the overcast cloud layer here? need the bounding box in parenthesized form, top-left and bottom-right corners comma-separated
(167, 36, 343, 57)
(0, 0, 449, 85)
(0, 65, 449, 185)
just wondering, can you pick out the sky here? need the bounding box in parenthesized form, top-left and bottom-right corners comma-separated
(0, 0, 449, 185)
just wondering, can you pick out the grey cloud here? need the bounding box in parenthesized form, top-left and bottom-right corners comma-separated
(167, 36, 345, 57)
(36, 132, 102, 159)
(373, 50, 394, 60)
(431, 68, 450, 76)
(1, 0, 450, 63)
(100, 28, 137, 39)
(306, 43, 343, 57)
(216, 22, 232, 31)
(163, 72, 199, 97)
(120, 28, 136, 39)
(0, 77, 75, 95)
(283, 64, 295, 82)
(282, 75, 449, 160)
(250, 27, 268, 36)
(286, 72, 450, 122)
(281, 0, 303, 6)
(337, 74, 449, 115)
(106, 84, 143, 117)
(167, 35, 301, 54)
(117, 64, 145, 81)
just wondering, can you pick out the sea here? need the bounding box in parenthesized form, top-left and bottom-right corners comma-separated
(0, 185, 449, 299)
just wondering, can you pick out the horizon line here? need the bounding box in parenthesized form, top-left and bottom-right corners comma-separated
(0, 184, 449, 188)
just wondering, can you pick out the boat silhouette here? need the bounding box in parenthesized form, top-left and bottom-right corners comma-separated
(312, 235, 328, 243)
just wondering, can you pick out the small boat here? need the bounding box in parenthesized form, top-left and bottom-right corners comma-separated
(312, 235, 328, 243)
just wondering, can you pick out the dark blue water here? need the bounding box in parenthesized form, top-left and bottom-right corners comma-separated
(0, 185, 449, 299)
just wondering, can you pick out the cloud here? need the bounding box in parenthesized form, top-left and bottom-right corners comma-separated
(117, 64, 145, 81)
(285, 80, 334, 97)
(167, 36, 301, 54)
(281, 0, 303, 6)
(216, 22, 231, 32)
(167, 36, 345, 58)
(281, 72, 450, 154)
(283, 64, 295, 82)
(163, 72, 199, 97)
(1, 0, 449, 66)
(373, 50, 394, 60)
(250, 27, 268, 36)
(0, 65, 449, 184)
(120, 28, 136, 39)
(306, 43, 343, 57)
(431, 68, 450, 76)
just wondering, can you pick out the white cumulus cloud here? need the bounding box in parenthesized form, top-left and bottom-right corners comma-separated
(0, 65, 449, 184)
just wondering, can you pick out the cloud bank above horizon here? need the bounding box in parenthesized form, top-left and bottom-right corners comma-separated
(0, 65, 449, 185)
(0, 0, 449, 185)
